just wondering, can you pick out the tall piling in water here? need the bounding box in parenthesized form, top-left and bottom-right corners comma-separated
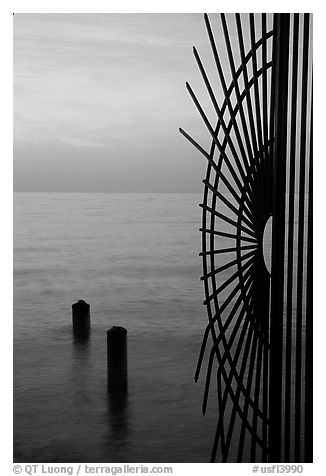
(72, 300, 91, 339)
(107, 326, 127, 392)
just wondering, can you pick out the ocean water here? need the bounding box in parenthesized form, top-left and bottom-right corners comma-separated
(14, 192, 219, 463)
(13, 192, 307, 463)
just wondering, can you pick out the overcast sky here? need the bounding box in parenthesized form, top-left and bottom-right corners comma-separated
(14, 13, 228, 192)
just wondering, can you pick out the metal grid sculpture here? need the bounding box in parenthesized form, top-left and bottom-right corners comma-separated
(180, 13, 312, 463)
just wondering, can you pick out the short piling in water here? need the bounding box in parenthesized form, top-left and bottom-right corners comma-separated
(107, 326, 127, 392)
(72, 300, 90, 338)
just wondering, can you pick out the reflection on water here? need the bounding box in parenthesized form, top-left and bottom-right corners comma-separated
(14, 330, 216, 462)
(105, 389, 129, 459)
(70, 338, 93, 408)
(72, 336, 131, 461)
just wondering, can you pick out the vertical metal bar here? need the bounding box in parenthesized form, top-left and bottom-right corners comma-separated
(294, 13, 310, 462)
(269, 13, 290, 462)
(304, 91, 313, 463)
(284, 13, 299, 462)
(261, 14, 269, 150)
(261, 15, 271, 462)
(268, 16, 277, 204)
(262, 279, 270, 462)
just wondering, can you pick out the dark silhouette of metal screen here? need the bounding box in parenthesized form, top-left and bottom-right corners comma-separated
(180, 13, 312, 463)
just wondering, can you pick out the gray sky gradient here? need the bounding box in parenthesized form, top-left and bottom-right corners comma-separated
(14, 13, 225, 192)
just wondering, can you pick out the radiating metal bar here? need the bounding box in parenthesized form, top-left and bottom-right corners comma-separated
(189, 30, 273, 189)
(186, 81, 244, 192)
(235, 14, 259, 162)
(201, 249, 257, 280)
(220, 13, 254, 163)
(204, 14, 251, 168)
(218, 61, 274, 221)
(249, 14, 264, 159)
(203, 286, 260, 413)
(179, 128, 254, 220)
(219, 14, 262, 213)
(203, 49, 274, 229)
(237, 279, 263, 461)
(205, 13, 264, 210)
(208, 284, 268, 427)
(199, 245, 256, 256)
(211, 273, 269, 460)
(199, 203, 257, 238)
(236, 14, 266, 228)
(220, 13, 264, 213)
(233, 110, 263, 454)
(202, 287, 257, 416)
(195, 268, 255, 383)
(218, 293, 269, 407)
(204, 256, 256, 303)
(202, 178, 256, 226)
(210, 291, 264, 462)
(180, 55, 274, 218)
(222, 271, 265, 460)
(200, 227, 257, 243)
(198, 45, 254, 324)
(205, 15, 257, 218)
(218, 263, 261, 317)
(202, 178, 255, 228)
(193, 46, 247, 182)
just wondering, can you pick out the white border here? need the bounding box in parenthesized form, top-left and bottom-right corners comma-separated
(3, 1, 326, 471)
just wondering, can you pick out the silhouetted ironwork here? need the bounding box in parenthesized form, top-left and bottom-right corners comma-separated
(180, 13, 312, 463)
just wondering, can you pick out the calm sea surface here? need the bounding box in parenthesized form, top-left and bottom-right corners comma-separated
(13, 192, 306, 463)
(14, 192, 219, 463)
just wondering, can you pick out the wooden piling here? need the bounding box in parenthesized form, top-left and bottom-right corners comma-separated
(107, 326, 127, 392)
(72, 300, 90, 338)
